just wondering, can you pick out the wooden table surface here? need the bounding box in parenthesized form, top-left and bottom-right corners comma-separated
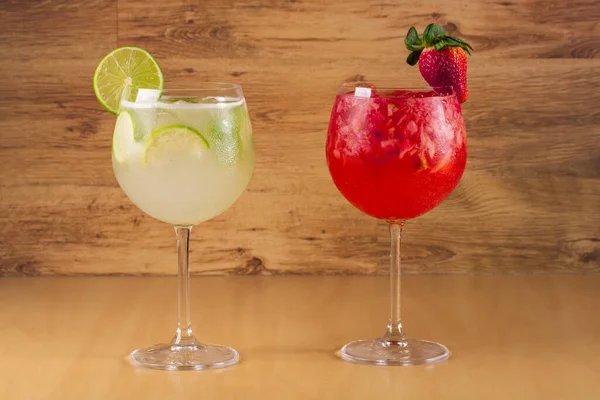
(1, 275, 599, 399)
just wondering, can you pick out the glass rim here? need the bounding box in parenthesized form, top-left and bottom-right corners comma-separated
(155, 83, 245, 104)
(160, 82, 243, 93)
(119, 82, 245, 108)
(338, 81, 456, 97)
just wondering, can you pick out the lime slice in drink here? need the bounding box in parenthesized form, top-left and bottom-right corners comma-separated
(142, 125, 209, 167)
(112, 111, 137, 163)
(93, 47, 163, 114)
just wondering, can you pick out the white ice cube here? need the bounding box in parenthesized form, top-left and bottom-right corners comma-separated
(354, 87, 372, 98)
(136, 88, 162, 103)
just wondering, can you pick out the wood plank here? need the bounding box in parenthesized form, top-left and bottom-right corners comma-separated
(1, 0, 599, 275)
(0, 1, 118, 96)
(116, 0, 600, 61)
(0, 0, 118, 275)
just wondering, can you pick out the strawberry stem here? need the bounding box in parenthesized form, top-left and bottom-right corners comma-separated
(404, 23, 473, 64)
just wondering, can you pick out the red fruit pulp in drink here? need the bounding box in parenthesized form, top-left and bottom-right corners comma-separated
(326, 89, 467, 220)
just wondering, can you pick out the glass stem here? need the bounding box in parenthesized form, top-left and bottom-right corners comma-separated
(385, 221, 407, 343)
(173, 225, 196, 345)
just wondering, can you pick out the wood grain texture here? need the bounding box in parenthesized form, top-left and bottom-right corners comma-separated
(1, 0, 599, 275)
(1, 276, 600, 399)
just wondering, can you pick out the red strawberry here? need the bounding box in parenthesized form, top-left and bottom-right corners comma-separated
(418, 47, 469, 102)
(404, 24, 473, 103)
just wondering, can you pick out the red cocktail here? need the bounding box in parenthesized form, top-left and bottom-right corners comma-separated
(327, 83, 468, 366)
(326, 86, 466, 220)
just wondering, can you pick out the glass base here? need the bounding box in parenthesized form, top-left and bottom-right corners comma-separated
(341, 338, 449, 366)
(130, 337, 239, 370)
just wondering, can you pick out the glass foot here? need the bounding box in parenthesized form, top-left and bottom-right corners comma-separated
(341, 338, 449, 366)
(130, 338, 239, 370)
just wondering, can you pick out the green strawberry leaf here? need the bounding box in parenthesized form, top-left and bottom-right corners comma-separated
(430, 24, 446, 37)
(406, 43, 423, 51)
(404, 27, 423, 51)
(405, 27, 421, 45)
(406, 50, 422, 66)
(450, 37, 474, 50)
(434, 39, 447, 51)
(441, 37, 472, 55)
(422, 25, 432, 46)
(422, 23, 446, 46)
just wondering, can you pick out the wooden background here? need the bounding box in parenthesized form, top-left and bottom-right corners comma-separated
(1, 0, 599, 276)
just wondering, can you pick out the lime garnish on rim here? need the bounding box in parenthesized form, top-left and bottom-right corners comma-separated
(93, 47, 163, 114)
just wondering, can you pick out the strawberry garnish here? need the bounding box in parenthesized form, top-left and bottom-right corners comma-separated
(404, 23, 473, 103)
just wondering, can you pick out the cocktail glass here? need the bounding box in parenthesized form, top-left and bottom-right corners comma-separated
(326, 82, 467, 365)
(113, 83, 254, 370)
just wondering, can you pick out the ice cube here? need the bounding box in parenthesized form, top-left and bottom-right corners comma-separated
(136, 88, 162, 103)
(354, 87, 372, 98)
